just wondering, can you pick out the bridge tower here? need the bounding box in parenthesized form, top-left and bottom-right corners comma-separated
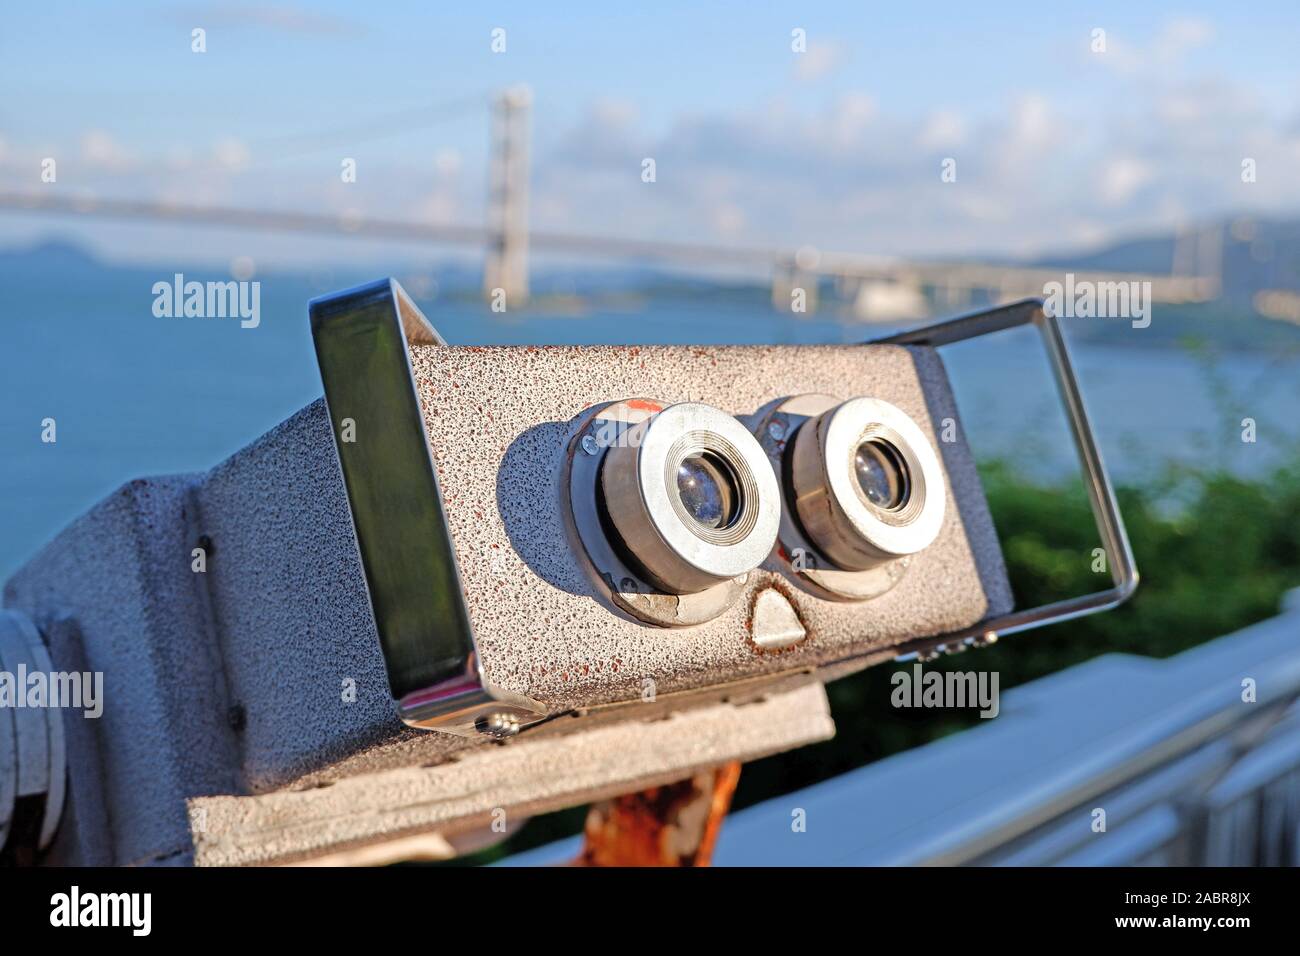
(484, 86, 532, 307)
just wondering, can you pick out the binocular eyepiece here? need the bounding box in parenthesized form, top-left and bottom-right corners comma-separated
(574, 394, 946, 620)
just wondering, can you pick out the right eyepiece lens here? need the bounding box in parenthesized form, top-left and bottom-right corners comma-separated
(676, 451, 739, 531)
(789, 396, 946, 572)
(854, 439, 909, 511)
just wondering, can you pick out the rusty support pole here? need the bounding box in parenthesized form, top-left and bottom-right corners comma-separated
(577, 762, 742, 867)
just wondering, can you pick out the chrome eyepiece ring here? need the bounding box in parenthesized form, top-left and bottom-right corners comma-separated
(601, 402, 781, 594)
(791, 397, 946, 571)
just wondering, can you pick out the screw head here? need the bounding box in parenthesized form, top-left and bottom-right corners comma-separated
(767, 419, 786, 441)
(580, 433, 600, 456)
(476, 712, 521, 739)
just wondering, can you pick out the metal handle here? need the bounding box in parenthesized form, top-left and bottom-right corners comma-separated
(873, 297, 1139, 657)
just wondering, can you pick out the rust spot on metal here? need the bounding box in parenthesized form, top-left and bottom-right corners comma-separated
(576, 763, 741, 867)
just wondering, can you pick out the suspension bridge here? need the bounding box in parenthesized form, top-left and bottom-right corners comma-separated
(0, 87, 1220, 319)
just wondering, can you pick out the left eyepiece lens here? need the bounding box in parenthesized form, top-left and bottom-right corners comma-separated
(599, 402, 781, 594)
(676, 451, 740, 531)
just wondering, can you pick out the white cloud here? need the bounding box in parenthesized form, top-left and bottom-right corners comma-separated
(830, 92, 878, 145)
(794, 41, 846, 82)
(1097, 157, 1153, 206)
(919, 110, 967, 151)
(1153, 16, 1214, 63)
(1094, 16, 1215, 75)
(212, 138, 251, 171)
(710, 202, 747, 236)
(80, 130, 133, 170)
(528, 68, 1300, 261)
(1007, 94, 1055, 153)
(591, 98, 638, 129)
(433, 148, 462, 178)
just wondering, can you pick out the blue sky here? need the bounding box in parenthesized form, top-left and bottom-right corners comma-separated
(2, 1, 1299, 269)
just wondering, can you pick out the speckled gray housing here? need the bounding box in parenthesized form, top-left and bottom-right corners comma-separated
(1, 339, 1010, 865)
(0, 400, 829, 864)
(408, 342, 1013, 710)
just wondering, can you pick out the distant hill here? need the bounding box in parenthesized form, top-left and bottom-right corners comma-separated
(1030, 235, 1176, 274)
(1028, 216, 1300, 306)
(0, 237, 104, 277)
